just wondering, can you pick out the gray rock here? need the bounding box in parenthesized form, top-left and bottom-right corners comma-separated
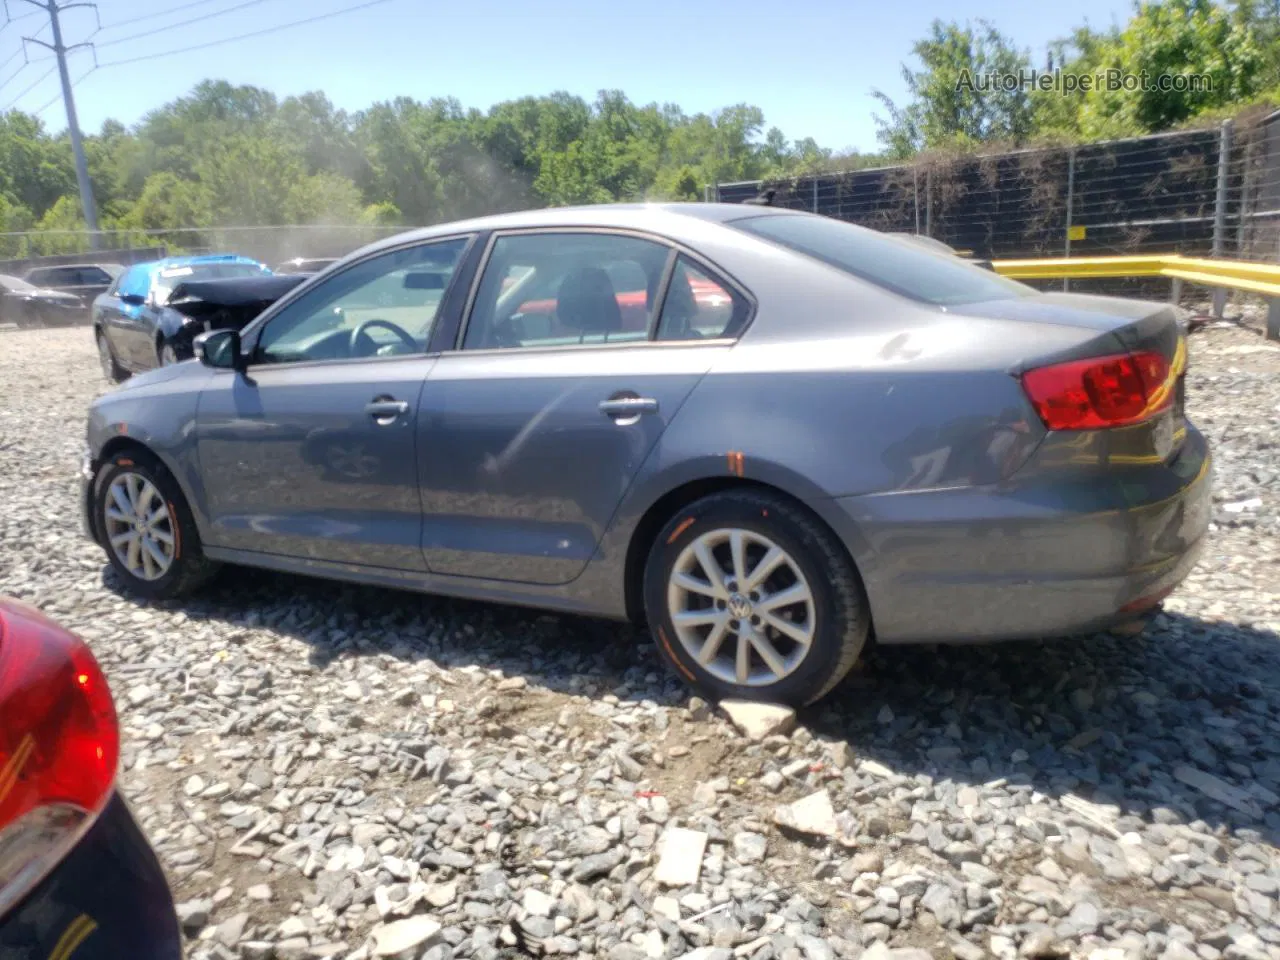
(773, 791, 838, 838)
(371, 916, 443, 957)
(798, 936, 835, 960)
(720, 700, 797, 740)
(572, 848, 625, 882)
(655, 827, 707, 886)
(959, 862, 1001, 887)
(920, 884, 960, 928)
(212, 912, 249, 946)
(176, 899, 212, 934)
(734, 832, 768, 863)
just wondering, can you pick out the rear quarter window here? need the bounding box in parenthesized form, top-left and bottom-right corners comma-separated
(731, 213, 1033, 307)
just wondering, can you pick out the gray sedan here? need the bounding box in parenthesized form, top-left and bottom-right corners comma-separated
(81, 204, 1211, 706)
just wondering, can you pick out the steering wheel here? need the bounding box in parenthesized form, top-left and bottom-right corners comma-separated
(349, 318, 418, 357)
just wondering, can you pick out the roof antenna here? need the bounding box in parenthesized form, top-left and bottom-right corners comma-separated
(742, 187, 776, 207)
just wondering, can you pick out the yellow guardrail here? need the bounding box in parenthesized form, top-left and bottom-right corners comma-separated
(989, 253, 1280, 339)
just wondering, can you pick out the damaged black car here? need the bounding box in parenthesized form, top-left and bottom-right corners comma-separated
(95, 271, 308, 380)
(160, 274, 311, 364)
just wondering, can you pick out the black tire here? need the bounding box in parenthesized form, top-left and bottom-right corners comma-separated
(643, 489, 870, 707)
(93, 449, 219, 600)
(157, 339, 178, 367)
(96, 330, 127, 382)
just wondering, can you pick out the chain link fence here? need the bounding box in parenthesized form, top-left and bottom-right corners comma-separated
(0, 224, 409, 277)
(714, 110, 1280, 304)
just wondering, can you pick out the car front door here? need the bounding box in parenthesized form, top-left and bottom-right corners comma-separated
(417, 231, 750, 585)
(194, 236, 472, 571)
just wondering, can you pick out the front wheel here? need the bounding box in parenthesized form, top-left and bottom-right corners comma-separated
(93, 450, 218, 599)
(157, 340, 179, 366)
(643, 490, 870, 707)
(96, 331, 127, 382)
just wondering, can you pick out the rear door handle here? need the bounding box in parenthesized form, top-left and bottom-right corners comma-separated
(366, 397, 409, 424)
(599, 397, 659, 417)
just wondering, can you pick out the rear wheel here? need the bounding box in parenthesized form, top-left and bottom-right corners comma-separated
(157, 339, 179, 366)
(643, 489, 870, 707)
(96, 331, 127, 382)
(93, 450, 218, 599)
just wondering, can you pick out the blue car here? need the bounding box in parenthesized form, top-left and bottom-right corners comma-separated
(0, 596, 181, 959)
(93, 254, 272, 381)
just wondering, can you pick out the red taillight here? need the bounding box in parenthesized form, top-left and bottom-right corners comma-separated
(1020, 350, 1173, 431)
(0, 598, 118, 917)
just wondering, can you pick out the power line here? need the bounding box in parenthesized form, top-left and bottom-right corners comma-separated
(98, 0, 397, 68)
(31, 58, 88, 115)
(97, 0, 242, 32)
(1, 6, 44, 21)
(96, 0, 283, 49)
(14, 0, 100, 242)
(1, 61, 53, 108)
(0, 58, 31, 94)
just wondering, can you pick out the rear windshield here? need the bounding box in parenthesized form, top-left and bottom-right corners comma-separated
(731, 213, 1033, 307)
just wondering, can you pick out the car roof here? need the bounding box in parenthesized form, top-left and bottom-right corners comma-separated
(125, 254, 266, 279)
(345, 202, 809, 259)
(27, 262, 121, 270)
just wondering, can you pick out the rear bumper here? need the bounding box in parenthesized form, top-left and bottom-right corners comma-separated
(0, 793, 181, 959)
(834, 423, 1212, 644)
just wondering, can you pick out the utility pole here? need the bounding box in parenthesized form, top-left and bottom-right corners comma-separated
(17, 0, 100, 248)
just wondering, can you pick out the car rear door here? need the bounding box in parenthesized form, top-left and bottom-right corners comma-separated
(416, 230, 750, 585)
(194, 236, 472, 571)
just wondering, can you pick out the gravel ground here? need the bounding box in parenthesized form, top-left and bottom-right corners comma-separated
(0, 312, 1278, 960)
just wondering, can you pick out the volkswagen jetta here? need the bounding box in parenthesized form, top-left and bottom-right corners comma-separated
(81, 204, 1211, 706)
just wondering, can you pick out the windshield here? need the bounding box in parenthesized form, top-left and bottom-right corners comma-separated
(0, 274, 36, 293)
(731, 213, 1033, 307)
(153, 262, 268, 304)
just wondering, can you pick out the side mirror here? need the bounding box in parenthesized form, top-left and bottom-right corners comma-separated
(194, 329, 244, 371)
(119, 292, 146, 307)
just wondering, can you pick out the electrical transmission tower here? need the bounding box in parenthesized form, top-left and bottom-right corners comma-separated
(11, 0, 100, 247)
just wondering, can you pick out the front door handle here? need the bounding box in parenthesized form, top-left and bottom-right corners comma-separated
(366, 397, 409, 425)
(599, 397, 659, 417)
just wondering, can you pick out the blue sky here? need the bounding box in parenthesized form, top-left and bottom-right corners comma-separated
(2, 0, 1134, 153)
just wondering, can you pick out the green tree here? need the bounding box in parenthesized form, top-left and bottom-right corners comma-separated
(873, 19, 1035, 156)
(194, 134, 302, 225)
(1076, 0, 1267, 137)
(0, 112, 76, 215)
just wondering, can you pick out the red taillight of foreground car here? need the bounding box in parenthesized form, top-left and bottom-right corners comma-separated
(1020, 350, 1173, 431)
(0, 598, 118, 918)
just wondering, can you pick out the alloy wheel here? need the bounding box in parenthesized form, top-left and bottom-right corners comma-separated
(102, 472, 176, 581)
(666, 527, 816, 687)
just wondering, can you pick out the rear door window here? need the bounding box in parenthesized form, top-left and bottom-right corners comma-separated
(461, 232, 671, 350)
